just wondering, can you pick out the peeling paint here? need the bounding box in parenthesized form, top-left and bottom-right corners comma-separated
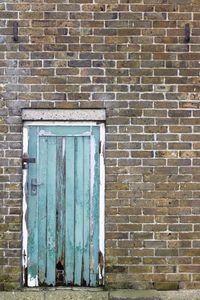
(90, 132, 96, 212)
(22, 127, 28, 285)
(0, 83, 6, 92)
(90, 251, 95, 273)
(99, 124, 105, 285)
(39, 129, 92, 137)
(90, 132, 96, 275)
(28, 274, 38, 287)
(39, 129, 55, 136)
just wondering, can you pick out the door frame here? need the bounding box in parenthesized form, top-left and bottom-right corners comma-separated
(22, 121, 105, 287)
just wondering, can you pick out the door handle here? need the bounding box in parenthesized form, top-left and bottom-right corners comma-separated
(31, 179, 42, 196)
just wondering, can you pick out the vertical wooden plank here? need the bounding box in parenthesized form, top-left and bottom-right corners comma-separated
(90, 127, 100, 286)
(65, 137, 75, 284)
(56, 137, 65, 282)
(38, 137, 47, 284)
(46, 137, 57, 285)
(83, 137, 90, 285)
(74, 137, 84, 285)
(27, 126, 38, 287)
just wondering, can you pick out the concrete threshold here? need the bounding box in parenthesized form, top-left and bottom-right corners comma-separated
(0, 288, 108, 300)
(1, 289, 200, 300)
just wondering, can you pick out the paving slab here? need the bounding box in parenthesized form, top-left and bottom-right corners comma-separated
(110, 289, 200, 300)
(0, 291, 44, 300)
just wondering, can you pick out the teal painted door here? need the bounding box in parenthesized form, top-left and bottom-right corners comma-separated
(26, 126, 100, 287)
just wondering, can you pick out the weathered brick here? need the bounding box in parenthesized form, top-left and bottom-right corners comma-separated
(1, 0, 200, 291)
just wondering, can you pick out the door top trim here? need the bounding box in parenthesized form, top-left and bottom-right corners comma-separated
(22, 109, 106, 121)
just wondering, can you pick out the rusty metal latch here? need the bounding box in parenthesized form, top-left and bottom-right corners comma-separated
(22, 154, 36, 169)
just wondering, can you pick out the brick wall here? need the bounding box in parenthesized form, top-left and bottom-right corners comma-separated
(1, 0, 200, 290)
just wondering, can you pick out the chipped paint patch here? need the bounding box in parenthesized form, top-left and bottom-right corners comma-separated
(99, 123, 105, 284)
(90, 132, 96, 210)
(39, 129, 92, 137)
(0, 84, 6, 92)
(39, 129, 55, 136)
(28, 274, 38, 287)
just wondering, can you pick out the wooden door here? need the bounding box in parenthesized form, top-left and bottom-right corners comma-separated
(26, 125, 100, 287)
